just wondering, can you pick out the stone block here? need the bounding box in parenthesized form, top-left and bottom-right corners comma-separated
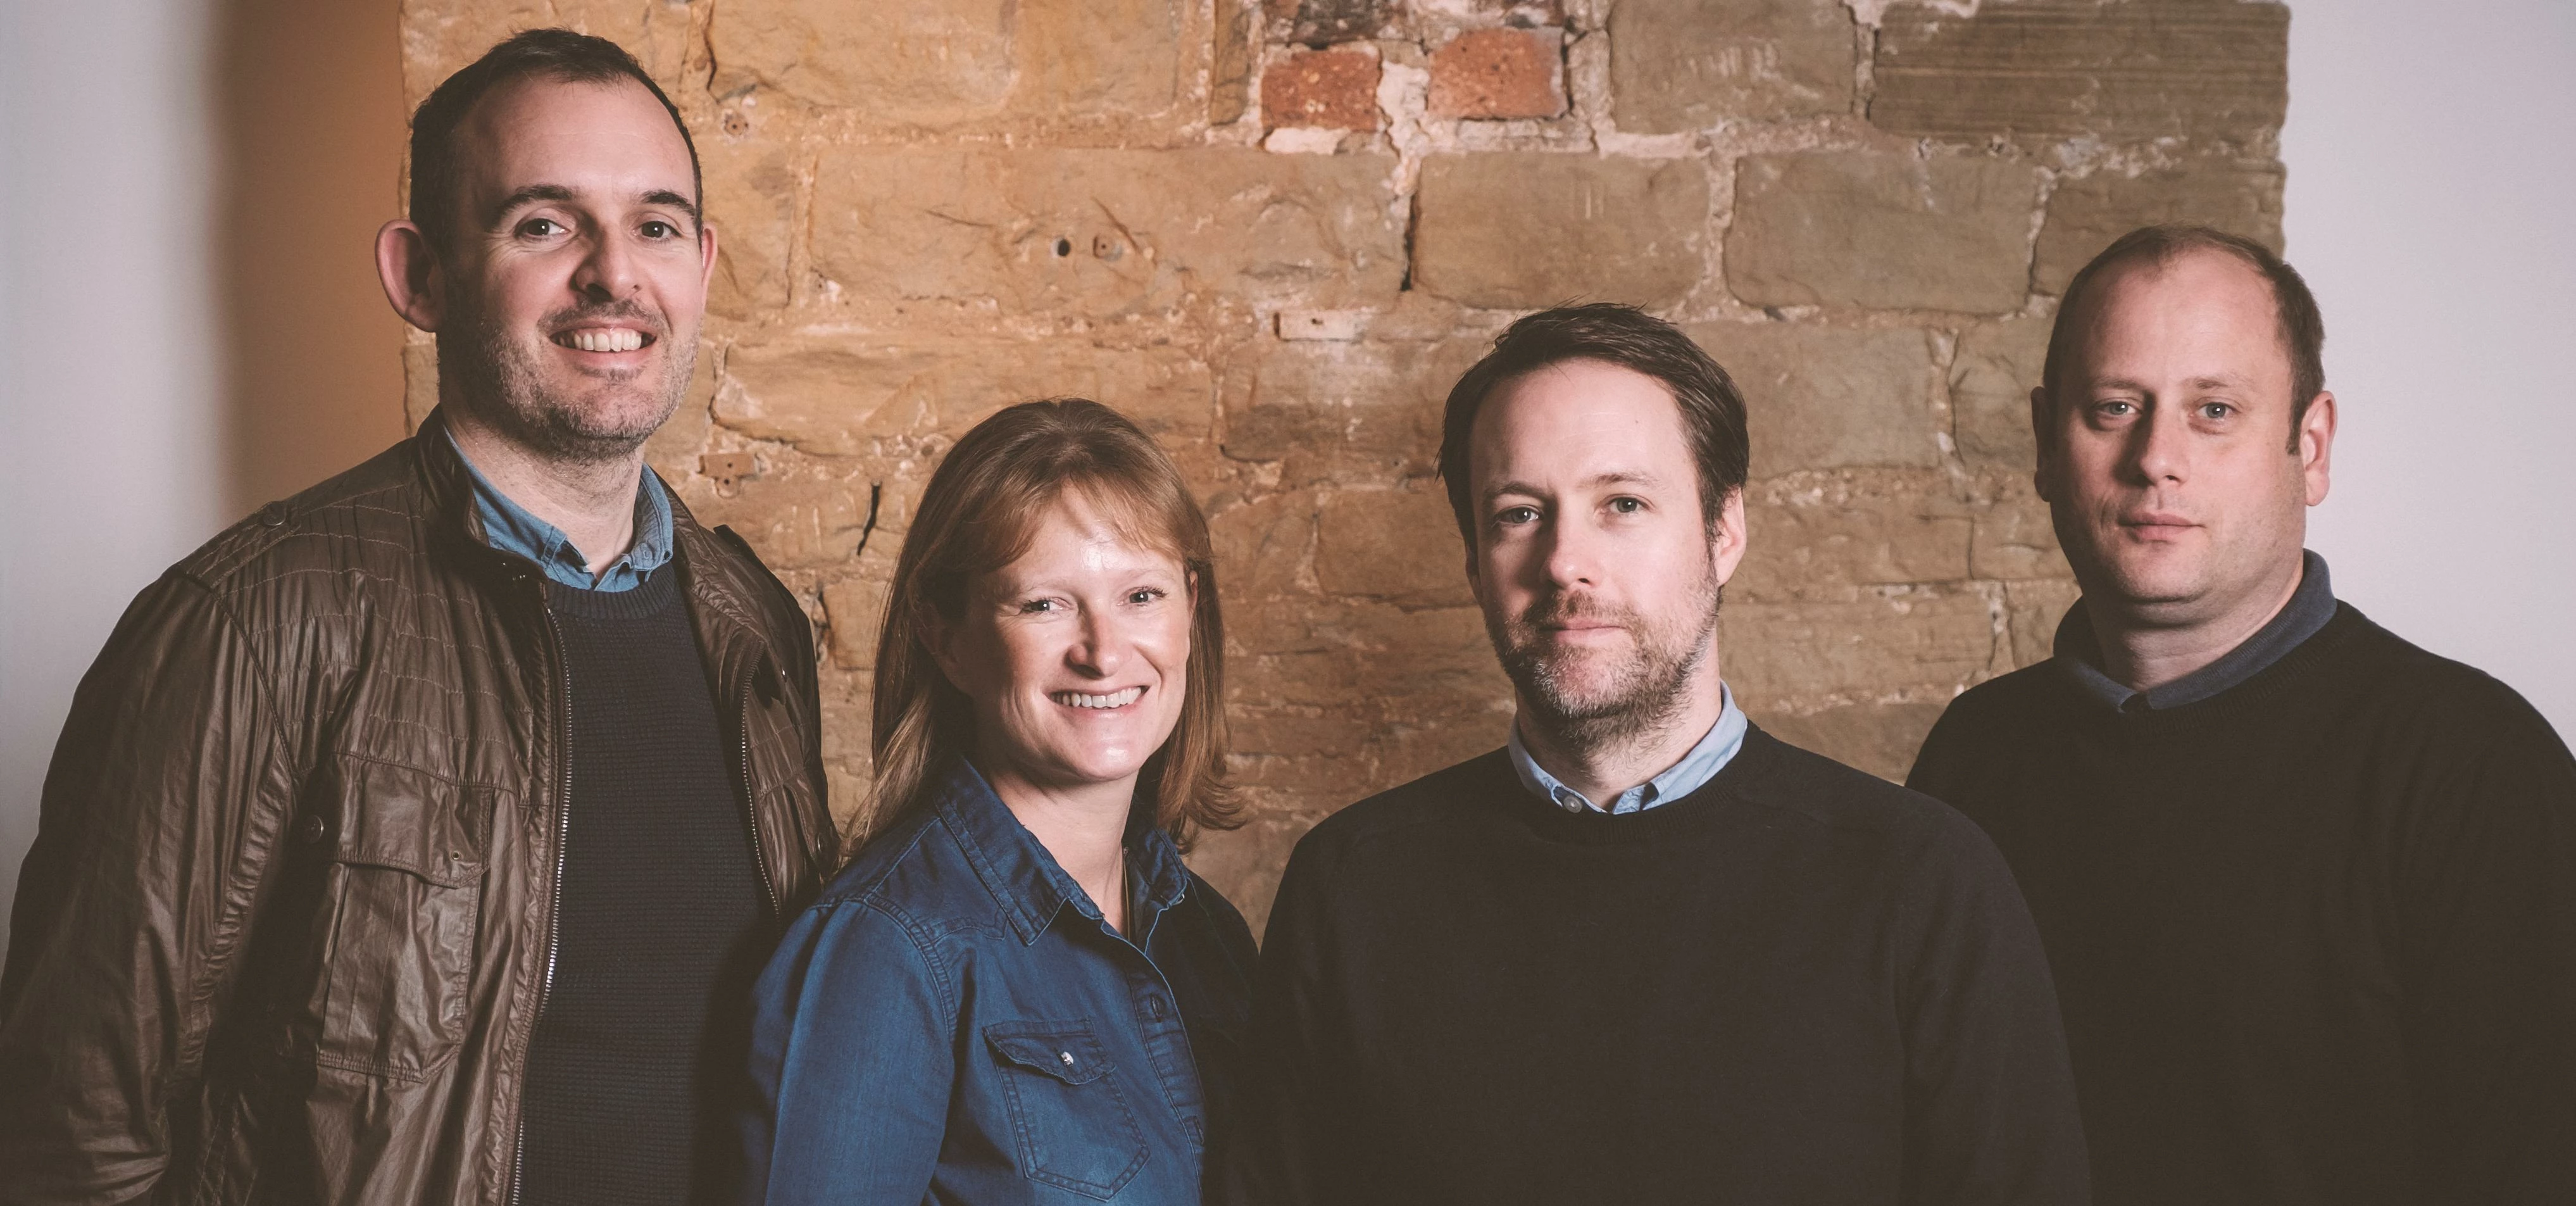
(1685, 322, 1942, 472)
(1414, 153, 1709, 310)
(1951, 317, 2049, 472)
(1315, 486, 1475, 606)
(1282, 0, 1396, 46)
(2034, 163, 2286, 294)
(1872, 1, 2289, 148)
(714, 337, 1214, 456)
(1609, 0, 1853, 132)
(1730, 498, 1972, 601)
(710, 0, 1188, 134)
(702, 141, 798, 321)
(1754, 700, 1950, 782)
(821, 573, 892, 670)
(1213, 0, 1259, 125)
(1428, 28, 1566, 120)
(1208, 491, 1317, 595)
(1217, 337, 1474, 483)
(1265, 47, 1382, 130)
(399, 0, 697, 108)
(1721, 589, 1998, 701)
(1970, 492, 2064, 581)
(2005, 577, 2082, 670)
(811, 148, 1405, 320)
(1726, 151, 2040, 314)
(641, 346, 720, 486)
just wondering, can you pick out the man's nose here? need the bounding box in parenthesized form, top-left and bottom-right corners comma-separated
(1541, 519, 1599, 589)
(2123, 403, 2190, 484)
(569, 229, 639, 301)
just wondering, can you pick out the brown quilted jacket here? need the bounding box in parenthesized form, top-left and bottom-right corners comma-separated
(0, 410, 839, 1204)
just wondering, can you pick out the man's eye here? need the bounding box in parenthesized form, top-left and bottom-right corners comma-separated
(518, 218, 565, 238)
(1608, 496, 1644, 515)
(2096, 401, 2136, 417)
(640, 220, 677, 239)
(1496, 506, 1540, 526)
(2198, 402, 2234, 420)
(1018, 598, 1061, 614)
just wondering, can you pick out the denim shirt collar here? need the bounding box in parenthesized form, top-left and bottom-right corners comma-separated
(2054, 550, 2338, 713)
(1507, 683, 1749, 815)
(931, 758, 1192, 946)
(445, 429, 673, 593)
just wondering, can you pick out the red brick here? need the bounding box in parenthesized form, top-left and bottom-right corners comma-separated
(1262, 48, 1381, 130)
(1428, 28, 1565, 120)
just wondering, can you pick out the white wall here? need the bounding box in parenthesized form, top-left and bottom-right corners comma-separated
(0, 0, 227, 964)
(2287, 1, 2576, 737)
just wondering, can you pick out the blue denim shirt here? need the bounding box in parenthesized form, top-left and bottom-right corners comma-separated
(1506, 684, 1749, 814)
(446, 430, 673, 592)
(741, 760, 1257, 1204)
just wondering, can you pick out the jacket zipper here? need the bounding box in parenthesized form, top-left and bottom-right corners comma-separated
(741, 674, 780, 918)
(511, 596, 575, 1206)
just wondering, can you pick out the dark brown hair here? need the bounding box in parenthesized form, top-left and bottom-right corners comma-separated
(870, 399, 1239, 843)
(406, 28, 701, 253)
(1437, 303, 1750, 543)
(2044, 223, 2328, 448)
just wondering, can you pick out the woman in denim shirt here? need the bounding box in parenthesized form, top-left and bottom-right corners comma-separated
(741, 399, 1258, 1204)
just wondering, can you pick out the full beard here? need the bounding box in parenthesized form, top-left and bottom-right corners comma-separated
(439, 298, 695, 465)
(1487, 563, 1722, 756)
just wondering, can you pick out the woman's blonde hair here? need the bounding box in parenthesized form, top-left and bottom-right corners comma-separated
(870, 398, 1240, 843)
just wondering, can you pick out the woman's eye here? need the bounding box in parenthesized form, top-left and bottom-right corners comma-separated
(1018, 598, 1061, 614)
(1127, 588, 1166, 606)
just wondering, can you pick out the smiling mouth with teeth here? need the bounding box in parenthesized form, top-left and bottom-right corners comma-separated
(1052, 686, 1144, 710)
(554, 327, 652, 353)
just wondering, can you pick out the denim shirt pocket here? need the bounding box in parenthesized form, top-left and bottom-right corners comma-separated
(983, 1019, 1151, 1200)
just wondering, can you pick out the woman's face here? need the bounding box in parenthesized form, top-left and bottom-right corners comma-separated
(935, 491, 1194, 799)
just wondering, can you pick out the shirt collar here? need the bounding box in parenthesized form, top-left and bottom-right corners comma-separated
(445, 429, 673, 593)
(931, 758, 1192, 946)
(1507, 684, 1749, 815)
(2055, 550, 2339, 713)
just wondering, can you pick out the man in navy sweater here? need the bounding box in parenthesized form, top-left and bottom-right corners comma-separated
(1223, 305, 2090, 1205)
(1909, 225, 2576, 1205)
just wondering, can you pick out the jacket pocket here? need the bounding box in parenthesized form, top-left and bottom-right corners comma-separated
(309, 756, 491, 1082)
(984, 1020, 1151, 1200)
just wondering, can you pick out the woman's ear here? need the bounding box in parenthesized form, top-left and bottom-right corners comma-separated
(922, 606, 971, 693)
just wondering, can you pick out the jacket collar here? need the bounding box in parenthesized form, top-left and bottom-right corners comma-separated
(932, 758, 1193, 946)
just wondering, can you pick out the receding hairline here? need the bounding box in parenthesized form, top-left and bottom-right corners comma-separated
(2051, 242, 2298, 391)
(435, 72, 702, 240)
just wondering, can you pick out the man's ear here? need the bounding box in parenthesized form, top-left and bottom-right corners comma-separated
(1710, 488, 1749, 587)
(2029, 385, 2059, 503)
(697, 219, 720, 293)
(2297, 390, 2337, 506)
(376, 219, 446, 333)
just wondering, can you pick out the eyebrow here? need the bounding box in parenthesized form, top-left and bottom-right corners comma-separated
(487, 184, 703, 229)
(1480, 470, 1661, 505)
(2080, 373, 2257, 395)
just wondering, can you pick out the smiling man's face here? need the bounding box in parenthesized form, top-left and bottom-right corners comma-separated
(434, 75, 713, 462)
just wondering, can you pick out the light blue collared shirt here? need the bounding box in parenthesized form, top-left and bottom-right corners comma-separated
(446, 431, 674, 593)
(1506, 684, 1750, 815)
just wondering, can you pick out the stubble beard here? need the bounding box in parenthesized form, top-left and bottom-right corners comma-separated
(440, 296, 695, 467)
(1488, 561, 1722, 758)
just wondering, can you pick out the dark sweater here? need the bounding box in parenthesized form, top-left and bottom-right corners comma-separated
(1908, 603, 2576, 1205)
(519, 572, 768, 1206)
(1224, 727, 2091, 1206)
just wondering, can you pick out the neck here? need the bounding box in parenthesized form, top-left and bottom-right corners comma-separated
(980, 757, 1134, 934)
(2087, 556, 2305, 692)
(444, 405, 645, 576)
(1516, 655, 1727, 806)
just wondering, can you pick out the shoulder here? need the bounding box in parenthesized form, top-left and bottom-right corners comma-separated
(2326, 606, 2573, 769)
(175, 438, 429, 594)
(1289, 749, 1518, 869)
(673, 505, 811, 654)
(1737, 727, 2001, 858)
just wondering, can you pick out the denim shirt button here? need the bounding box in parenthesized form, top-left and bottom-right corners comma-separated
(1059, 1050, 1075, 1067)
(1146, 996, 1166, 1019)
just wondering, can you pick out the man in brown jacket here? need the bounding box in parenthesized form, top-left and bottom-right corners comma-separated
(0, 30, 836, 1205)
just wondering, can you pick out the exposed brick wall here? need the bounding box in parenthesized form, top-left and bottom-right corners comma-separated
(397, 0, 2289, 933)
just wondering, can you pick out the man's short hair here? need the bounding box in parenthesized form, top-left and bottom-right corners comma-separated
(1437, 303, 1751, 543)
(2043, 224, 2328, 446)
(406, 28, 703, 254)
